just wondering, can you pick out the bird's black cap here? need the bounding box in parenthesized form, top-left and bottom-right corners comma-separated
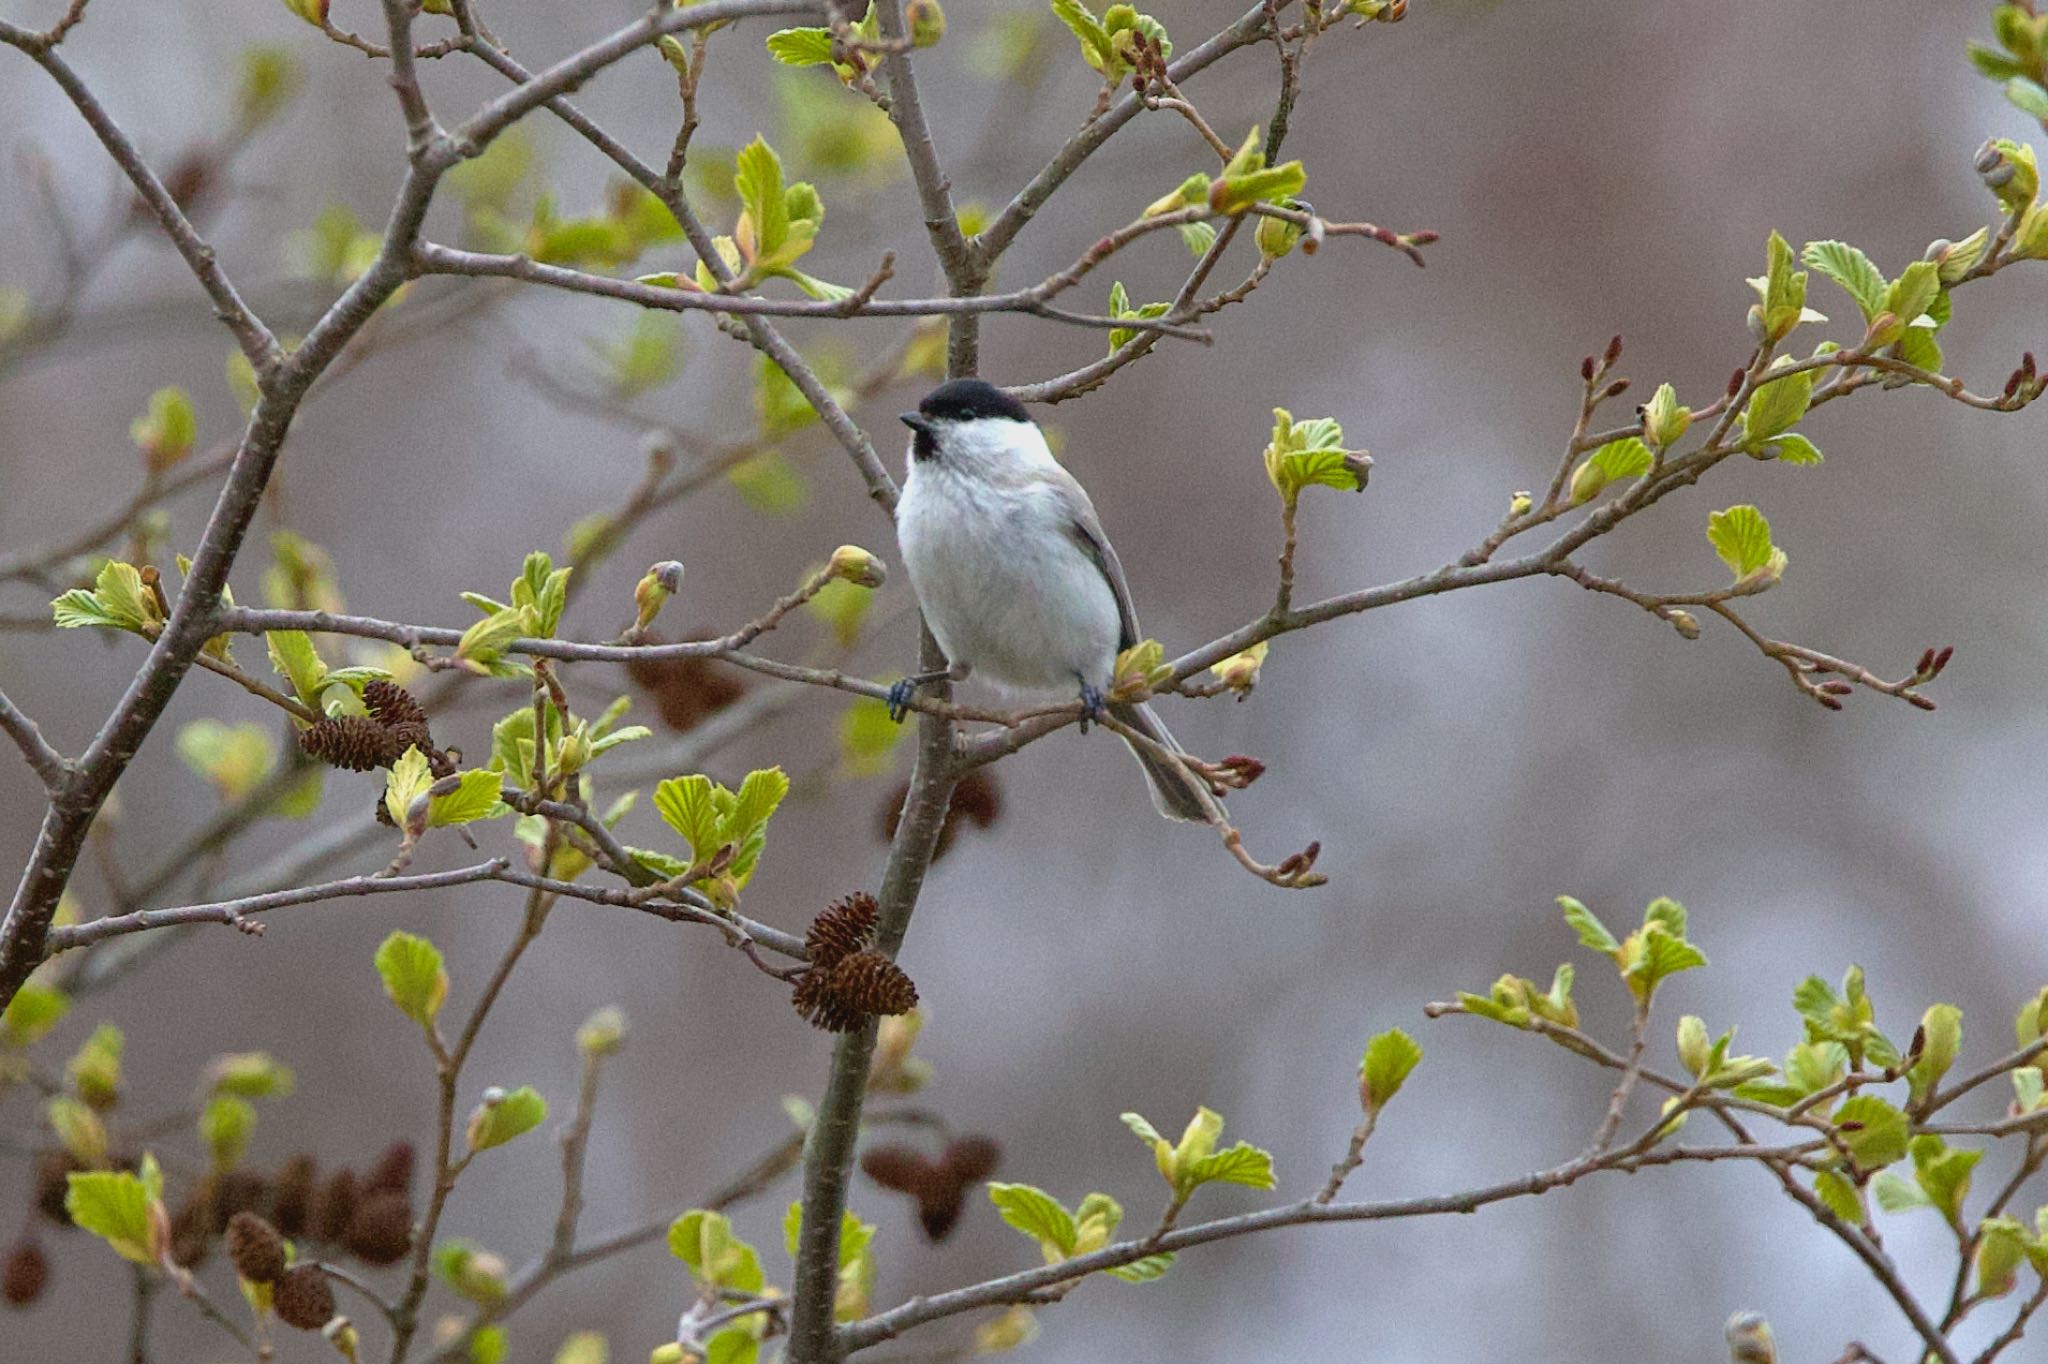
(907, 378, 1030, 427)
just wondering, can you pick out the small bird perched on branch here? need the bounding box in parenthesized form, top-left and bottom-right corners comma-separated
(892, 378, 1218, 822)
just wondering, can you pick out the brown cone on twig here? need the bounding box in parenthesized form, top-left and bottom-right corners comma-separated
(805, 892, 878, 969)
(878, 769, 1003, 863)
(226, 1211, 286, 1284)
(793, 950, 918, 1033)
(2, 1237, 47, 1308)
(274, 1264, 336, 1330)
(344, 1190, 414, 1265)
(311, 1168, 358, 1245)
(362, 1140, 414, 1197)
(299, 715, 402, 772)
(32, 1150, 76, 1227)
(270, 1154, 317, 1237)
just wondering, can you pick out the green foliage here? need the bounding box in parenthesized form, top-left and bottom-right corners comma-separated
(1745, 229, 1827, 343)
(206, 1050, 296, 1098)
(987, 1183, 1172, 1282)
(1359, 1029, 1422, 1112)
(199, 1095, 257, 1172)
(1794, 966, 1901, 1071)
(1800, 240, 1886, 319)
(649, 767, 790, 904)
(1706, 505, 1786, 586)
(466, 1085, 549, 1152)
(1105, 280, 1169, 352)
(1831, 1094, 1910, 1172)
(131, 385, 196, 474)
(375, 930, 449, 1031)
(2, 981, 70, 1048)
(1049, 0, 1170, 80)
(1121, 1107, 1276, 1203)
(67, 1023, 122, 1108)
(1263, 408, 1370, 503)
(66, 1154, 165, 1265)
(669, 1210, 766, 1294)
(176, 720, 276, 802)
(51, 560, 161, 633)
(595, 314, 682, 398)
(806, 574, 875, 646)
(1739, 360, 1813, 448)
(839, 697, 906, 777)
(1551, 896, 1706, 1005)
(1567, 436, 1652, 505)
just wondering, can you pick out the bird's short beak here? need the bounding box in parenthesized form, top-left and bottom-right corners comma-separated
(899, 412, 932, 434)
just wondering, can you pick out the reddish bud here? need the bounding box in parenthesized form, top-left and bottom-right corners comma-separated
(1603, 334, 1624, 367)
(1580, 355, 1596, 383)
(1727, 369, 1745, 396)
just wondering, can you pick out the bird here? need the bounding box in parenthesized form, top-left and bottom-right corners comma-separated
(890, 377, 1219, 822)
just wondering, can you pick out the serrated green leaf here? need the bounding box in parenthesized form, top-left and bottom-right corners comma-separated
(735, 136, 791, 265)
(66, 1163, 160, 1263)
(1360, 1029, 1422, 1111)
(1184, 1141, 1276, 1190)
(1707, 505, 1782, 583)
(1568, 435, 1653, 504)
(654, 774, 722, 862)
(1558, 896, 1620, 955)
(1873, 1171, 1932, 1213)
(1801, 241, 1886, 319)
(1104, 1253, 1175, 1282)
(1909, 1004, 1963, 1107)
(266, 630, 327, 708)
(467, 1085, 548, 1152)
(987, 1182, 1077, 1258)
(1833, 1095, 1911, 1171)
(1814, 1168, 1866, 1225)
(430, 770, 506, 827)
(1742, 362, 1813, 446)
(375, 930, 448, 1030)
(668, 1210, 765, 1294)
(766, 27, 835, 66)
(2, 981, 70, 1048)
(1768, 433, 1824, 466)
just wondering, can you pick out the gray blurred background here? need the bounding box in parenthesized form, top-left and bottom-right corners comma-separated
(3, 1, 2045, 1360)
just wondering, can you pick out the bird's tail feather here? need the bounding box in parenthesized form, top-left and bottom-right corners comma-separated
(1107, 700, 1222, 823)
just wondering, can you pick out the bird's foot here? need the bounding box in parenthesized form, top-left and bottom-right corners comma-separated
(886, 677, 919, 724)
(1077, 683, 1107, 734)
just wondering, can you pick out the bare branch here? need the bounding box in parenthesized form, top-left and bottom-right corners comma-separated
(0, 686, 67, 793)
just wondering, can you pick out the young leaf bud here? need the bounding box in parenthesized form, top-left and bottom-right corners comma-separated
(1639, 382, 1691, 449)
(1509, 490, 1534, 517)
(1666, 609, 1701, 640)
(827, 545, 888, 588)
(576, 1006, 628, 1057)
(905, 0, 945, 47)
(1676, 1015, 1710, 1078)
(1927, 225, 1991, 283)
(1255, 199, 1309, 259)
(1724, 1311, 1776, 1364)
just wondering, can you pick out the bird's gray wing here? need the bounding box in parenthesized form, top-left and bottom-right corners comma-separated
(1040, 463, 1141, 652)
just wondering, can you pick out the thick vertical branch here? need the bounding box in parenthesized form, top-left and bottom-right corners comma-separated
(786, 639, 957, 1364)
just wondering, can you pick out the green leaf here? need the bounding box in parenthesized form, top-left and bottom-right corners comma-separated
(176, 720, 277, 803)
(1706, 505, 1784, 584)
(1742, 361, 1813, 446)
(94, 561, 156, 632)
(1767, 433, 1824, 467)
(1359, 1029, 1422, 1111)
(1873, 1172, 1932, 1213)
(266, 630, 328, 707)
(1212, 162, 1307, 215)
(1568, 436, 1653, 504)
(1050, 0, 1117, 72)
(375, 930, 449, 1030)
(766, 27, 836, 66)
(2008, 76, 2048, 120)
(1909, 1004, 1963, 1107)
(2, 981, 70, 1048)
(839, 697, 907, 778)
(467, 1085, 549, 1152)
(205, 1051, 296, 1098)
(806, 575, 875, 646)
(471, 1327, 509, 1364)
(67, 1023, 122, 1107)
(553, 1333, 607, 1364)
(1184, 1142, 1276, 1190)
(1814, 1169, 1866, 1225)
(46, 1095, 107, 1166)
(457, 605, 531, 673)
(1833, 1095, 1911, 1172)
(668, 1210, 765, 1294)
(199, 1095, 257, 1172)
(597, 314, 681, 398)
(1909, 1133, 1981, 1224)
(430, 770, 507, 827)
(1978, 1216, 2030, 1298)
(653, 774, 722, 863)
(1801, 241, 1886, 319)
(51, 588, 123, 630)
(1558, 896, 1620, 955)
(384, 746, 435, 829)
(66, 1159, 162, 1264)
(1883, 260, 1943, 334)
(729, 765, 791, 845)
(1104, 1253, 1175, 1282)
(1262, 408, 1368, 502)
(131, 385, 197, 473)
(735, 136, 791, 266)
(988, 1182, 1078, 1257)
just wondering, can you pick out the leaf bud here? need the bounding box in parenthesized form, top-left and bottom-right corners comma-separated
(827, 544, 888, 589)
(905, 0, 945, 47)
(1724, 1311, 1776, 1364)
(1639, 382, 1691, 449)
(1255, 199, 1309, 259)
(1509, 490, 1533, 517)
(1666, 609, 1700, 640)
(576, 1006, 628, 1057)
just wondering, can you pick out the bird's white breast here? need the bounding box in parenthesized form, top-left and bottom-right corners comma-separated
(898, 455, 1122, 694)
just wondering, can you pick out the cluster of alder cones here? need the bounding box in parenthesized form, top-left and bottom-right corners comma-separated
(6, 1140, 417, 1313)
(298, 681, 455, 779)
(791, 893, 919, 1032)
